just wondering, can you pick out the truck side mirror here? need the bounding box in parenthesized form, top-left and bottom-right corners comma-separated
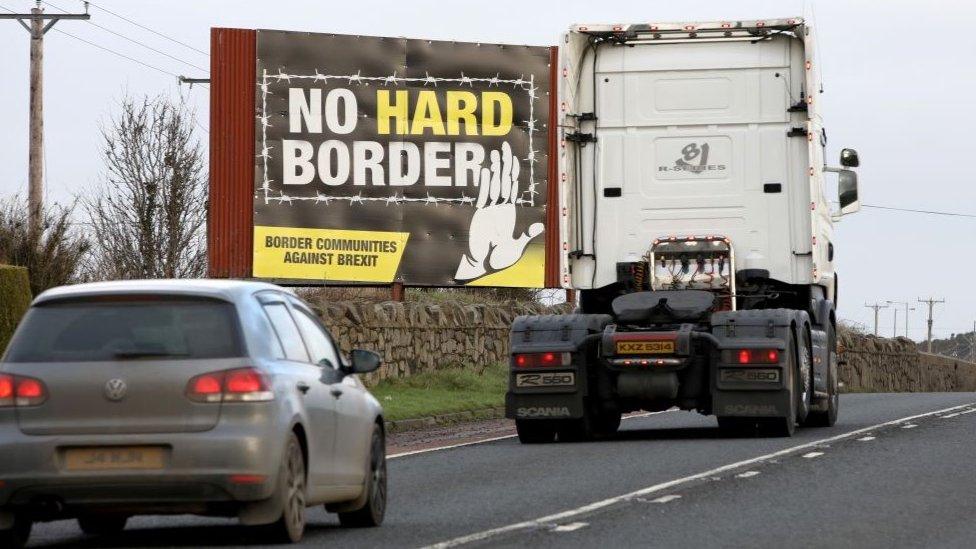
(840, 148, 860, 168)
(838, 169, 860, 215)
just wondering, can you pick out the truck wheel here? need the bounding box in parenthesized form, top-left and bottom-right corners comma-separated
(796, 329, 812, 424)
(0, 515, 31, 549)
(595, 410, 622, 437)
(760, 332, 798, 437)
(516, 419, 557, 443)
(717, 417, 754, 436)
(805, 323, 839, 427)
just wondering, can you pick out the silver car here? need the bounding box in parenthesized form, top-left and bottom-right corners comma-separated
(0, 280, 387, 547)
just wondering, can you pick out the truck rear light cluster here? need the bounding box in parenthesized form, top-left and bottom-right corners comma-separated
(187, 368, 274, 403)
(724, 349, 780, 365)
(513, 352, 571, 368)
(0, 374, 48, 407)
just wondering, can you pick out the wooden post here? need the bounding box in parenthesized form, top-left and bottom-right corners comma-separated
(391, 281, 404, 302)
(566, 289, 576, 305)
(28, 7, 44, 238)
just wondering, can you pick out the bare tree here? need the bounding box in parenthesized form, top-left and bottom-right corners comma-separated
(84, 95, 206, 279)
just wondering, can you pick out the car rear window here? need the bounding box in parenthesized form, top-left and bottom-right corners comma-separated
(3, 297, 244, 362)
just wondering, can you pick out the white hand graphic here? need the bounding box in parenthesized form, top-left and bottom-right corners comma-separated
(455, 142, 544, 281)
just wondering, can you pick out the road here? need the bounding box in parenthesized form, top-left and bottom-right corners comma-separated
(26, 392, 976, 548)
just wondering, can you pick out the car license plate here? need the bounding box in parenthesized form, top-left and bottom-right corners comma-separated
(64, 446, 166, 471)
(516, 372, 575, 388)
(615, 340, 675, 354)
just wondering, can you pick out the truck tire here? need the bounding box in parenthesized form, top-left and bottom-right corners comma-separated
(796, 329, 812, 424)
(760, 332, 799, 437)
(804, 322, 839, 427)
(557, 406, 620, 442)
(717, 416, 754, 436)
(516, 419, 557, 444)
(78, 514, 128, 535)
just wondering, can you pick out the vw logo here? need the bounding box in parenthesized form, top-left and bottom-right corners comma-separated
(104, 379, 128, 402)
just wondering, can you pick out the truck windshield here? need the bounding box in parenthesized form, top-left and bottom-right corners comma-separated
(3, 297, 244, 362)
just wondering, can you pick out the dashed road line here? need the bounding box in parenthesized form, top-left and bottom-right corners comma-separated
(857, 436, 876, 441)
(802, 451, 825, 459)
(422, 401, 975, 549)
(902, 424, 918, 429)
(735, 471, 761, 478)
(551, 522, 588, 532)
(649, 495, 682, 504)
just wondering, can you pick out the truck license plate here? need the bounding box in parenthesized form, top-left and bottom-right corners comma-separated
(516, 372, 575, 387)
(615, 340, 675, 354)
(63, 446, 166, 471)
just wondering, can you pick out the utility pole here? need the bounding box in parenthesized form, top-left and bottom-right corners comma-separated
(917, 297, 945, 353)
(886, 300, 915, 339)
(864, 302, 889, 336)
(970, 320, 975, 364)
(1, 2, 90, 237)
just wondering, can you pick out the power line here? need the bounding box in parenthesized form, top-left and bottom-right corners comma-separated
(50, 25, 181, 78)
(43, 0, 207, 72)
(83, 0, 209, 57)
(862, 204, 976, 219)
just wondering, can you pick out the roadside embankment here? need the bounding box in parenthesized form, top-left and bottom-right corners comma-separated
(839, 328, 976, 392)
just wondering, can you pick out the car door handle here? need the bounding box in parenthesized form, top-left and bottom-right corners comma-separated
(297, 382, 310, 395)
(330, 388, 343, 399)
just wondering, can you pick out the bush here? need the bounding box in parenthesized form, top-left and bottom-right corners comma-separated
(0, 196, 90, 296)
(0, 265, 32, 354)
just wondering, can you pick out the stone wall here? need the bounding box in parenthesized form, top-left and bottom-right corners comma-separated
(839, 328, 976, 393)
(311, 301, 976, 393)
(314, 301, 571, 382)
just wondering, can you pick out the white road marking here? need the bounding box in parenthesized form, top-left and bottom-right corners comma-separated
(941, 408, 976, 418)
(802, 451, 825, 459)
(649, 494, 682, 503)
(388, 410, 673, 459)
(551, 522, 588, 532)
(735, 471, 760, 478)
(421, 401, 975, 549)
(857, 436, 876, 442)
(958, 408, 976, 416)
(902, 424, 917, 429)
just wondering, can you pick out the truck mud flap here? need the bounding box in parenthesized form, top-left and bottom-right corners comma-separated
(712, 390, 791, 418)
(506, 392, 584, 420)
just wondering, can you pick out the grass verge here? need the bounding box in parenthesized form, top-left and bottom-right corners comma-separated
(368, 363, 508, 422)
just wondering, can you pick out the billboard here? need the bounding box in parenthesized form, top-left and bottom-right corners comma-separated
(251, 31, 551, 287)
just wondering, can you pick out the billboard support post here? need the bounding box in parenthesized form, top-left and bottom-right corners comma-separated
(391, 281, 405, 303)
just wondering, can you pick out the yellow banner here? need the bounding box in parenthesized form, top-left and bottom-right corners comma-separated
(253, 226, 409, 282)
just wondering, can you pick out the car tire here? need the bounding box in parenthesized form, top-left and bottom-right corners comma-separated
(0, 515, 31, 549)
(263, 432, 307, 543)
(78, 514, 128, 536)
(805, 322, 839, 427)
(515, 419, 557, 444)
(338, 424, 387, 528)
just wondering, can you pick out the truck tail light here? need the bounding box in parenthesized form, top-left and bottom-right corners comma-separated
(727, 349, 780, 365)
(0, 374, 48, 407)
(187, 368, 274, 403)
(513, 352, 571, 368)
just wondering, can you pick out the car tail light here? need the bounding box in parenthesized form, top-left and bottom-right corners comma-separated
(187, 368, 273, 403)
(0, 374, 48, 407)
(513, 352, 571, 368)
(726, 349, 781, 365)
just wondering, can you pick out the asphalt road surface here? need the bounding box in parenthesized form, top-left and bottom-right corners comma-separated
(26, 392, 976, 548)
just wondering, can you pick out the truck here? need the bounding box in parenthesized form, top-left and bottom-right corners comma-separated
(506, 18, 861, 441)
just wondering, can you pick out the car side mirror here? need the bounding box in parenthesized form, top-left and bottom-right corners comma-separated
(348, 349, 381, 374)
(840, 148, 860, 168)
(838, 169, 860, 215)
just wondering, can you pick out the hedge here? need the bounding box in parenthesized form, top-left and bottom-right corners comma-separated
(0, 265, 32, 355)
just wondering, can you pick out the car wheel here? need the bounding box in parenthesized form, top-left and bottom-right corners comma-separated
(264, 432, 307, 543)
(339, 424, 387, 528)
(0, 515, 31, 549)
(78, 514, 128, 536)
(515, 419, 557, 444)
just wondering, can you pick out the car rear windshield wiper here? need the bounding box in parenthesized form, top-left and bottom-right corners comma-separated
(113, 351, 190, 359)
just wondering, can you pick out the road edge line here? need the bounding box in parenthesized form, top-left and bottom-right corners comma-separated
(421, 401, 975, 548)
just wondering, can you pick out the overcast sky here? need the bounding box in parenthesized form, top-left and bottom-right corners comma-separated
(1, 0, 974, 341)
